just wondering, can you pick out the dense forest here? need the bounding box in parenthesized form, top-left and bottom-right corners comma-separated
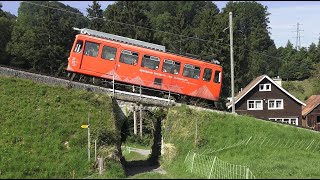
(0, 1, 319, 101)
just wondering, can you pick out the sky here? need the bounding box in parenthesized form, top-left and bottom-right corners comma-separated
(1, 1, 320, 49)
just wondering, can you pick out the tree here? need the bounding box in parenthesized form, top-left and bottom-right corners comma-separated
(7, 1, 88, 75)
(0, 3, 15, 65)
(87, 1, 104, 31)
(103, 1, 152, 42)
(0, 17, 14, 65)
(219, 1, 276, 97)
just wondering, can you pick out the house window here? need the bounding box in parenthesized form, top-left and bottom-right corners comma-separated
(141, 55, 160, 70)
(101, 46, 117, 61)
(247, 100, 263, 110)
(162, 59, 181, 74)
(268, 118, 298, 126)
(120, 50, 139, 65)
(84, 41, 100, 57)
(259, 83, 271, 91)
(183, 64, 201, 79)
(317, 116, 320, 123)
(268, 99, 283, 110)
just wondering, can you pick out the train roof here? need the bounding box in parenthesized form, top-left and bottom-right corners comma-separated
(73, 27, 221, 66)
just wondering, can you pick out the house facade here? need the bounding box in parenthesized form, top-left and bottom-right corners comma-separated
(302, 95, 320, 130)
(226, 75, 306, 126)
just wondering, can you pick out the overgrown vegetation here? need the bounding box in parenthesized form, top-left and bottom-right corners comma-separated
(0, 76, 125, 178)
(283, 77, 320, 101)
(160, 105, 320, 179)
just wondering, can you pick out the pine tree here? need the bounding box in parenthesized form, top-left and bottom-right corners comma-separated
(87, 1, 104, 31)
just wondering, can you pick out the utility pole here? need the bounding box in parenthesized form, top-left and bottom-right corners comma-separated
(293, 22, 304, 50)
(229, 12, 235, 114)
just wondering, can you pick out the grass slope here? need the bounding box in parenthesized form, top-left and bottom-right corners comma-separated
(0, 76, 125, 178)
(161, 105, 320, 179)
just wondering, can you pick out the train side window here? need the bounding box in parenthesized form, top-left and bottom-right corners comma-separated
(101, 46, 117, 61)
(84, 41, 100, 57)
(162, 59, 180, 74)
(120, 50, 139, 65)
(141, 55, 160, 70)
(183, 64, 201, 79)
(203, 68, 212, 82)
(214, 70, 221, 83)
(73, 40, 83, 53)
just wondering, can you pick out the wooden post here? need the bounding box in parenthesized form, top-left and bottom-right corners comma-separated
(133, 106, 137, 135)
(95, 140, 97, 161)
(140, 104, 143, 137)
(98, 157, 104, 175)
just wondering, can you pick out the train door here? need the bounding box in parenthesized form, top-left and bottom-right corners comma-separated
(115, 49, 141, 82)
(80, 41, 101, 72)
(161, 59, 181, 93)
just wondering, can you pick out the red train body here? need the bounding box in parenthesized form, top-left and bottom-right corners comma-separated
(66, 29, 223, 101)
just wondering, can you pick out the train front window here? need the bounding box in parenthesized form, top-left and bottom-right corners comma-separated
(142, 55, 160, 70)
(101, 46, 117, 61)
(84, 41, 100, 57)
(120, 50, 139, 65)
(203, 68, 212, 82)
(214, 70, 221, 83)
(162, 59, 181, 74)
(73, 40, 83, 53)
(183, 64, 201, 79)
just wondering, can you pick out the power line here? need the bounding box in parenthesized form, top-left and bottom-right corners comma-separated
(22, 1, 284, 62)
(292, 22, 304, 50)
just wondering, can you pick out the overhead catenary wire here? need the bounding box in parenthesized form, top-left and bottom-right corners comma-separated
(22, 1, 284, 62)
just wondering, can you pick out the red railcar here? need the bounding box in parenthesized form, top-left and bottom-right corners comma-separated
(66, 28, 223, 101)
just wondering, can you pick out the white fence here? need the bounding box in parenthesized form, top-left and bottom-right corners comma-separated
(202, 136, 320, 155)
(184, 151, 255, 179)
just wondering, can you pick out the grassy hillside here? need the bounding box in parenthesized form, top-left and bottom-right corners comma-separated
(160, 106, 320, 179)
(0, 76, 125, 178)
(282, 77, 320, 101)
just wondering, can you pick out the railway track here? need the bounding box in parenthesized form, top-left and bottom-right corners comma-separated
(1, 65, 319, 133)
(0, 65, 175, 107)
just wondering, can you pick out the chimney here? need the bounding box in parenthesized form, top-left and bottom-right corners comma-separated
(273, 76, 282, 87)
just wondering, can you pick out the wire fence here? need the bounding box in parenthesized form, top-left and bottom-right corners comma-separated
(184, 151, 255, 179)
(201, 136, 320, 155)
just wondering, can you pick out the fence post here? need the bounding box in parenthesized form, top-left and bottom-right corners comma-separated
(98, 157, 104, 175)
(191, 153, 196, 173)
(208, 156, 217, 179)
(245, 168, 250, 179)
(94, 140, 97, 161)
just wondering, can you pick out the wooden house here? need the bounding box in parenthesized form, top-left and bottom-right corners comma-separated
(302, 95, 320, 130)
(226, 75, 306, 126)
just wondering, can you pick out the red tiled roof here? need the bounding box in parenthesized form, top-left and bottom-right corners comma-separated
(302, 95, 320, 116)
